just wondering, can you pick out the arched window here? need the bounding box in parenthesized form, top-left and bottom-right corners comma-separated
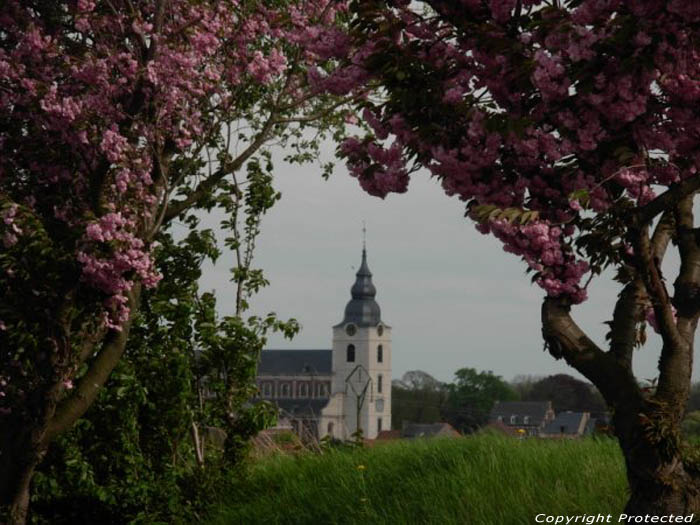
(281, 383, 290, 397)
(262, 383, 272, 398)
(510, 415, 517, 424)
(377, 374, 383, 394)
(347, 344, 355, 362)
(523, 416, 530, 425)
(317, 383, 328, 397)
(299, 383, 308, 398)
(377, 345, 383, 363)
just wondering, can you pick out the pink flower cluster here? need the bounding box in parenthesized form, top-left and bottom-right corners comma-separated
(2, 205, 21, 248)
(247, 49, 288, 83)
(337, 0, 700, 304)
(100, 126, 128, 164)
(532, 51, 570, 101)
(341, 137, 409, 198)
(484, 220, 589, 303)
(78, 213, 161, 330)
(615, 167, 656, 205)
(0, 0, 353, 333)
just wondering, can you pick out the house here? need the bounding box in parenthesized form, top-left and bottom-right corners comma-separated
(482, 420, 520, 437)
(375, 429, 401, 441)
(489, 401, 555, 436)
(540, 411, 591, 438)
(256, 245, 392, 441)
(401, 422, 461, 439)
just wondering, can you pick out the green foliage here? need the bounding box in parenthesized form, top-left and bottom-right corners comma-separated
(470, 204, 541, 225)
(30, 352, 204, 525)
(444, 368, 518, 433)
(208, 435, 627, 525)
(29, 158, 298, 523)
(29, 232, 219, 524)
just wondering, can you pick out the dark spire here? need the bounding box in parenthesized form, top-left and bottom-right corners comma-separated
(351, 248, 376, 299)
(340, 243, 382, 327)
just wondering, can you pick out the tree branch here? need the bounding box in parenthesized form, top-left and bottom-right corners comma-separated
(651, 210, 675, 263)
(45, 284, 142, 442)
(634, 225, 684, 350)
(272, 95, 357, 125)
(608, 212, 675, 368)
(635, 175, 700, 227)
(672, 194, 700, 333)
(163, 118, 276, 223)
(654, 195, 699, 406)
(608, 279, 645, 369)
(542, 297, 641, 407)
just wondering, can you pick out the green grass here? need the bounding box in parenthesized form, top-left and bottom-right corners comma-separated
(207, 434, 627, 525)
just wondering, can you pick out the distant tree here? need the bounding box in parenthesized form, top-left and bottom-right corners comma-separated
(524, 374, 606, 415)
(444, 368, 518, 434)
(688, 383, 700, 412)
(391, 371, 448, 429)
(394, 370, 445, 392)
(509, 375, 543, 401)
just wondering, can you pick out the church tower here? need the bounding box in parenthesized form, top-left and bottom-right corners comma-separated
(332, 243, 391, 440)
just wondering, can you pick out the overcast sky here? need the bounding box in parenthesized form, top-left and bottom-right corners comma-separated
(191, 145, 698, 386)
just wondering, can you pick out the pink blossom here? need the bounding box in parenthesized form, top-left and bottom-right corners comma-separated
(3, 232, 18, 248)
(100, 126, 128, 164)
(77, 0, 96, 13)
(443, 87, 463, 104)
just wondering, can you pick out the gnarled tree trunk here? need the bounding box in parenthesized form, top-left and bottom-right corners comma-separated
(542, 295, 700, 516)
(615, 400, 700, 514)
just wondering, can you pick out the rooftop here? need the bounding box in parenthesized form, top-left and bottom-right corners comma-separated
(258, 350, 332, 376)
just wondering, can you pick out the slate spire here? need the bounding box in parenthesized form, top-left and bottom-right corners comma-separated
(341, 240, 381, 326)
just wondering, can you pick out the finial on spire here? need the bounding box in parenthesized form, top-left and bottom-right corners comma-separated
(362, 220, 366, 252)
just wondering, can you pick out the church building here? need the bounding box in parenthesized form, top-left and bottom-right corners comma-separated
(256, 246, 391, 441)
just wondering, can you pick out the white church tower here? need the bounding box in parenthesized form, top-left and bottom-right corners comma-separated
(331, 244, 391, 440)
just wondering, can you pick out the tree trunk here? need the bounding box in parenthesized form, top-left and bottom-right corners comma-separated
(541, 297, 700, 517)
(613, 400, 700, 516)
(0, 419, 50, 525)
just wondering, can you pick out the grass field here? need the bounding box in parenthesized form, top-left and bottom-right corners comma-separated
(207, 434, 628, 525)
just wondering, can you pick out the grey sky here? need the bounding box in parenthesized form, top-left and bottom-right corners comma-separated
(195, 148, 697, 386)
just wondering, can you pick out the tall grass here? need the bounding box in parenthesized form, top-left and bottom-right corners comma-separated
(208, 434, 627, 525)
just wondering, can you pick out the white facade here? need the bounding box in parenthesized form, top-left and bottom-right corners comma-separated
(331, 322, 392, 440)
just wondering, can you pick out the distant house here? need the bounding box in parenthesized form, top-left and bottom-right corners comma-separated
(482, 420, 520, 437)
(489, 401, 555, 436)
(375, 430, 401, 441)
(541, 411, 591, 438)
(401, 422, 461, 439)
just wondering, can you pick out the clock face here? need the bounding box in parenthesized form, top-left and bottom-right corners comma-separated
(346, 324, 356, 336)
(377, 325, 384, 337)
(376, 399, 384, 412)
